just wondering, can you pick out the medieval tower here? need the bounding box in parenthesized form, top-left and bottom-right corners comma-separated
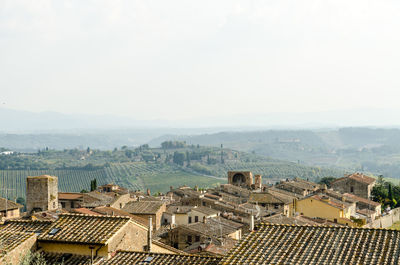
(26, 175, 58, 213)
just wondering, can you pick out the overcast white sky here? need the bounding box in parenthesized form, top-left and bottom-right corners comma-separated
(1, 0, 400, 120)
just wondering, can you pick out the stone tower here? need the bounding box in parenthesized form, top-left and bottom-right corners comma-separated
(254, 174, 262, 189)
(26, 175, 58, 213)
(228, 171, 253, 188)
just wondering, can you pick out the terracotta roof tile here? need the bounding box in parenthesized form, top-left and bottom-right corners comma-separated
(0, 231, 35, 259)
(0, 197, 22, 211)
(123, 201, 164, 215)
(38, 213, 130, 244)
(102, 251, 221, 265)
(220, 223, 400, 264)
(0, 219, 53, 235)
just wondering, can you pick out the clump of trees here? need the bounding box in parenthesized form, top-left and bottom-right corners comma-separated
(161, 141, 186, 149)
(372, 176, 400, 209)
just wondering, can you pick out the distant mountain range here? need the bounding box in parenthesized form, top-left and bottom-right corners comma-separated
(2, 107, 400, 133)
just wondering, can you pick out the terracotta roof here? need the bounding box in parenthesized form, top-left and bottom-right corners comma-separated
(249, 192, 290, 204)
(343, 193, 381, 207)
(0, 231, 36, 259)
(0, 219, 53, 235)
(38, 213, 131, 244)
(123, 201, 164, 215)
(71, 208, 102, 215)
(0, 197, 22, 211)
(166, 205, 193, 214)
(27, 175, 56, 179)
(152, 240, 187, 255)
(92, 206, 149, 227)
(37, 252, 103, 265)
(58, 192, 83, 200)
(182, 217, 242, 238)
(191, 206, 220, 216)
(220, 223, 400, 264)
(333, 173, 376, 185)
(101, 251, 221, 265)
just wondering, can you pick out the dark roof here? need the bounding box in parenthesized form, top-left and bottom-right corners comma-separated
(38, 213, 131, 244)
(0, 231, 35, 259)
(0, 197, 22, 211)
(101, 251, 221, 265)
(220, 223, 400, 264)
(123, 201, 165, 215)
(0, 219, 53, 235)
(37, 252, 103, 265)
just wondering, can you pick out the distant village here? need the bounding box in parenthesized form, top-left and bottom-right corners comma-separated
(1, 171, 400, 264)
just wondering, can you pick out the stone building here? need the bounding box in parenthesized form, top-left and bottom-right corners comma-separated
(228, 171, 253, 188)
(122, 201, 166, 230)
(331, 173, 376, 199)
(0, 230, 37, 264)
(26, 175, 58, 213)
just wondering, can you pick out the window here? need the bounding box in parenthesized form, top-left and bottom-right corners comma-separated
(202, 201, 206, 206)
(274, 204, 279, 209)
(71, 201, 75, 208)
(49, 228, 60, 236)
(188, 235, 192, 243)
(195, 216, 199, 222)
(53, 202, 56, 208)
(188, 216, 192, 224)
(350, 187, 354, 193)
(61, 202, 66, 208)
(334, 219, 338, 223)
(195, 235, 200, 242)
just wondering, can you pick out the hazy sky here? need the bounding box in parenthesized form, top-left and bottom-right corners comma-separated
(1, 0, 400, 120)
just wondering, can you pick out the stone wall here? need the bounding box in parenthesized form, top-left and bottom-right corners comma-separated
(108, 221, 148, 253)
(0, 234, 37, 265)
(366, 208, 400, 228)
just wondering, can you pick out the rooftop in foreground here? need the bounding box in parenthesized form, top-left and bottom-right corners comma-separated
(220, 223, 400, 265)
(101, 250, 221, 265)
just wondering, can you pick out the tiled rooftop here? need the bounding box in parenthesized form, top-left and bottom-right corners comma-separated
(58, 192, 84, 200)
(38, 213, 130, 244)
(192, 206, 220, 216)
(92, 206, 149, 227)
(101, 251, 222, 265)
(0, 230, 35, 258)
(123, 201, 164, 215)
(0, 197, 22, 211)
(0, 219, 53, 235)
(334, 173, 376, 185)
(37, 252, 103, 265)
(220, 223, 400, 264)
(183, 217, 242, 238)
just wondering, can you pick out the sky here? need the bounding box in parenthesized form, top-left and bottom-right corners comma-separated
(1, 0, 400, 121)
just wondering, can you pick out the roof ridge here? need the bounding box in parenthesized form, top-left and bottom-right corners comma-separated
(259, 222, 400, 231)
(115, 250, 220, 258)
(60, 213, 131, 219)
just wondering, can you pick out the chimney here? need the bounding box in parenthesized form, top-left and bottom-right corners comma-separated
(147, 189, 151, 196)
(255, 175, 262, 189)
(250, 215, 254, 231)
(147, 217, 152, 252)
(171, 214, 176, 226)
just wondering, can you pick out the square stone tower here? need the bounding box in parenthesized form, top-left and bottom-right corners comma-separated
(26, 175, 58, 213)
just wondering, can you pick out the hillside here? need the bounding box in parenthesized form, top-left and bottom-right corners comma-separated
(0, 144, 345, 199)
(149, 128, 400, 178)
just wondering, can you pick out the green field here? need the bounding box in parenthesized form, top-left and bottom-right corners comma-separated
(0, 162, 225, 199)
